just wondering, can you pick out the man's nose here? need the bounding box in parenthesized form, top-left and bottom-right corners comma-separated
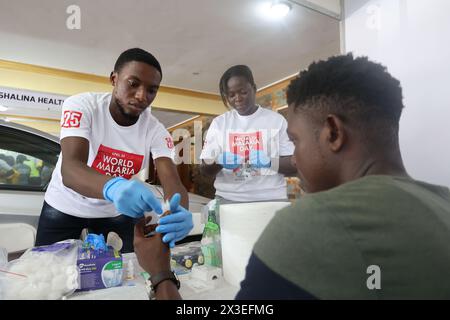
(135, 87, 147, 103)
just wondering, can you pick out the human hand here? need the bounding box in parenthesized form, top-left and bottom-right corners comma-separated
(133, 217, 171, 275)
(217, 151, 243, 170)
(156, 193, 193, 248)
(249, 150, 271, 168)
(103, 177, 163, 218)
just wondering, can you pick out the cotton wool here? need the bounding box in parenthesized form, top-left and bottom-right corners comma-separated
(1, 241, 80, 300)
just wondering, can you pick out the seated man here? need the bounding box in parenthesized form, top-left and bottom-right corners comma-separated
(133, 54, 450, 299)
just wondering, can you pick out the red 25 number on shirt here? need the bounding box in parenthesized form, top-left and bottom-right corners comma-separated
(62, 111, 83, 128)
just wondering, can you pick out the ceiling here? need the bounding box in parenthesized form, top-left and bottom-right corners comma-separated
(0, 0, 341, 95)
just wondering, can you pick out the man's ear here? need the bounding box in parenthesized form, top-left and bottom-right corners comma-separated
(323, 114, 346, 152)
(110, 71, 116, 86)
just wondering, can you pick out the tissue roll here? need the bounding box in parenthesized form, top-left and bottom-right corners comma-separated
(220, 202, 290, 288)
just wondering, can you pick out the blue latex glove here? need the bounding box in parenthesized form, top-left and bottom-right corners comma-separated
(103, 177, 162, 218)
(218, 151, 243, 170)
(156, 193, 193, 248)
(249, 150, 271, 168)
(84, 233, 107, 251)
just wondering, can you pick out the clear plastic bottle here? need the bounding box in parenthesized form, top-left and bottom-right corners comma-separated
(200, 207, 222, 267)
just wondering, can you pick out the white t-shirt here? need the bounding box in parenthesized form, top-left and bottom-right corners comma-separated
(45, 92, 175, 218)
(200, 106, 294, 202)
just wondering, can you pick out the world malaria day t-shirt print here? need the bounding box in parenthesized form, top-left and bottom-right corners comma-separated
(229, 131, 263, 178)
(229, 131, 263, 159)
(91, 144, 144, 179)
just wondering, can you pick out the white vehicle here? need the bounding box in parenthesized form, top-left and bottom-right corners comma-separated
(0, 119, 209, 257)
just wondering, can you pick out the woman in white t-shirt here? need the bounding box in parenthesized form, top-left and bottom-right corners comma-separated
(200, 65, 297, 202)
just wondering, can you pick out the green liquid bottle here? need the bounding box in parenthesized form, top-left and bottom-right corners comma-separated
(200, 206, 222, 268)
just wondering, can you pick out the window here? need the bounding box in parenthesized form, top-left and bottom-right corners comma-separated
(0, 125, 60, 191)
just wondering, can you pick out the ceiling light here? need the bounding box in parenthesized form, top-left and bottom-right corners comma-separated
(259, 1, 292, 20)
(0, 105, 8, 112)
(270, 1, 291, 18)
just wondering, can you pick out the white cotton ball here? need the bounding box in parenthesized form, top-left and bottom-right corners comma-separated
(3, 281, 21, 299)
(42, 257, 55, 270)
(21, 260, 36, 275)
(64, 266, 79, 291)
(19, 283, 43, 300)
(36, 282, 51, 296)
(50, 264, 61, 276)
(48, 257, 62, 269)
(27, 272, 42, 285)
(38, 269, 53, 283)
(51, 274, 68, 292)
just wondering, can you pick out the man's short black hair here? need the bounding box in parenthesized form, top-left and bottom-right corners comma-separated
(219, 65, 257, 107)
(114, 48, 162, 78)
(287, 53, 404, 145)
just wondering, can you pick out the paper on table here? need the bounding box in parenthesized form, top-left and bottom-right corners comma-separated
(220, 202, 290, 287)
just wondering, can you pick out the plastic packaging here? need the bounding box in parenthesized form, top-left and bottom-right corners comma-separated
(77, 234, 123, 291)
(0, 240, 80, 300)
(83, 233, 107, 251)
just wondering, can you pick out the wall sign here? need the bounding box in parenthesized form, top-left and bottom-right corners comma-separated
(0, 87, 67, 111)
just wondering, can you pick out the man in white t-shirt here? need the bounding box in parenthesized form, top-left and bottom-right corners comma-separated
(200, 65, 297, 202)
(36, 48, 193, 252)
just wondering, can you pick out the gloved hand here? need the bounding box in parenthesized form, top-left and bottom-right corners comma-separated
(156, 193, 193, 248)
(103, 177, 162, 218)
(249, 150, 271, 168)
(217, 151, 243, 170)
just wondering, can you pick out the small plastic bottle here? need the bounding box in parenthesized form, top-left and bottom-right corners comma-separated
(200, 207, 222, 267)
(126, 260, 135, 280)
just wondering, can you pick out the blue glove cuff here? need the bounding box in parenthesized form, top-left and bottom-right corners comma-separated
(103, 177, 127, 201)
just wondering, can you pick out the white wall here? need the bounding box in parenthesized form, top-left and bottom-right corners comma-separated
(344, 0, 450, 187)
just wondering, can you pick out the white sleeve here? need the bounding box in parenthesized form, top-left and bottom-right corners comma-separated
(200, 119, 222, 160)
(59, 94, 92, 141)
(150, 123, 175, 160)
(279, 117, 294, 156)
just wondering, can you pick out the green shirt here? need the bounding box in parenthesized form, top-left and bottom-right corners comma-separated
(254, 175, 450, 299)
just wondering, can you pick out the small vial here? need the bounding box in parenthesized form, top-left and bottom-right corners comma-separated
(126, 260, 135, 280)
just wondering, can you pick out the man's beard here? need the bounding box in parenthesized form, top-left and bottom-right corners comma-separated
(115, 97, 139, 122)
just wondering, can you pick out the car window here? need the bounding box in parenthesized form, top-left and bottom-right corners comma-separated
(0, 125, 60, 191)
